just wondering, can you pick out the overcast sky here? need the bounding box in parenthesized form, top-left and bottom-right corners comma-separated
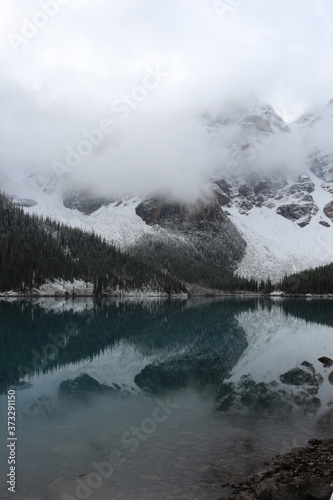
(1, 0, 333, 197)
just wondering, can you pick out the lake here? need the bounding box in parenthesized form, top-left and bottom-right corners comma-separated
(0, 297, 333, 499)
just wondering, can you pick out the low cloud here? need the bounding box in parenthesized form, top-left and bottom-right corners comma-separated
(1, 0, 333, 199)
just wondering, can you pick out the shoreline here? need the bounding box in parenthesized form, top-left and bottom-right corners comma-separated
(1, 291, 333, 299)
(222, 438, 333, 500)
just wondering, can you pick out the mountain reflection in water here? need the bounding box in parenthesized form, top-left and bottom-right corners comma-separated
(0, 297, 333, 499)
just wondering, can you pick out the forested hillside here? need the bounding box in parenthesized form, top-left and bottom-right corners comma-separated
(0, 192, 186, 295)
(279, 263, 333, 295)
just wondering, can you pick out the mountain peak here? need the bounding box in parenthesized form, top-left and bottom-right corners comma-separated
(296, 99, 333, 127)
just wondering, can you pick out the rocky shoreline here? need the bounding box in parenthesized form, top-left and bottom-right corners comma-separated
(220, 438, 333, 500)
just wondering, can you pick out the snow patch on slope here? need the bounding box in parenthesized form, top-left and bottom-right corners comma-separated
(25, 193, 153, 248)
(229, 177, 333, 281)
(2, 172, 153, 248)
(0, 279, 94, 297)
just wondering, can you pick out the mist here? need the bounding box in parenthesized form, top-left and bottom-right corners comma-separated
(1, 0, 333, 199)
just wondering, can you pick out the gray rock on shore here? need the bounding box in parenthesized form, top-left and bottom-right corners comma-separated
(227, 438, 333, 500)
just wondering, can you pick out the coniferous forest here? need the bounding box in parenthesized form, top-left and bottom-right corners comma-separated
(278, 264, 333, 295)
(0, 192, 186, 295)
(0, 192, 263, 295)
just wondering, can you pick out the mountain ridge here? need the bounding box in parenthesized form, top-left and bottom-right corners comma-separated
(2, 98, 333, 283)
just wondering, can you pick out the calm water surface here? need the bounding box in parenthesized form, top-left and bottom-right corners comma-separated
(0, 297, 333, 499)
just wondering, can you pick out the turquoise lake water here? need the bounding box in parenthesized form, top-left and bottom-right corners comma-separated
(0, 297, 333, 499)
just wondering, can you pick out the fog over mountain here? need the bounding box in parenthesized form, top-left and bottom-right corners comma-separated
(1, 0, 333, 199)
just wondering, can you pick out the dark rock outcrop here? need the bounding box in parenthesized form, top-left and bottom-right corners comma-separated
(216, 377, 291, 414)
(135, 356, 222, 393)
(63, 190, 115, 215)
(309, 151, 333, 183)
(228, 176, 287, 213)
(59, 374, 120, 399)
(324, 202, 333, 222)
(135, 195, 227, 232)
(288, 176, 315, 194)
(279, 365, 323, 388)
(133, 195, 246, 288)
(276, 202, 316, 227)
(318, 356, 333, 367)
(214, 179, 232, 207)
(216, 363, 323, 415)
(228, 438, 333, 500)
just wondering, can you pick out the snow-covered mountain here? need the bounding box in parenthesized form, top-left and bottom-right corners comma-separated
(3, 99, 333, 283)
(208, 99, 333, 280)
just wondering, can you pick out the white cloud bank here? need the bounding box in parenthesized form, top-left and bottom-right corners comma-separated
(1, 0, 333, 198)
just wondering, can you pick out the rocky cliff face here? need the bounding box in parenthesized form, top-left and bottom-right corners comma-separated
(309, 150, 333, 183)
(212, 173, 318, 227)
(133, 195, 247, 288)
(63, 190, 116, 215)
(136, 195, 228, 232)
(207, 101, 333, 230)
